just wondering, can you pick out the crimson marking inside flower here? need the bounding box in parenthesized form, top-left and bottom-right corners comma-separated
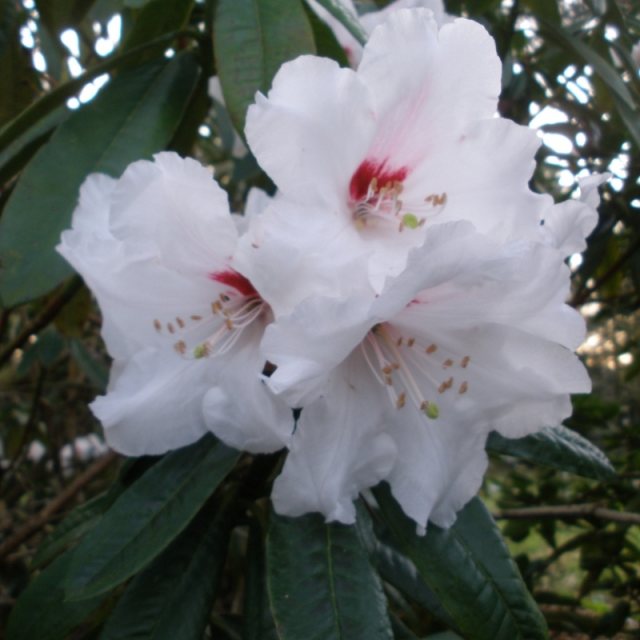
(349, 159, 414, 228)
(209, 269, 260, 299)
(349, 159, 408, 201)
(153, 269, 266, 361)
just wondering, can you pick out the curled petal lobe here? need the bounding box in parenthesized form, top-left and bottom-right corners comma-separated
(91, 348, 213, 456)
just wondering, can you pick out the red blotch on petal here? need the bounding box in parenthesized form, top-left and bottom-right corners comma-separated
(210, 269, 259, 298)
(349, 159, 408, 201)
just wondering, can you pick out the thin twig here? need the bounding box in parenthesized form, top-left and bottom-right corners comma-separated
(495, 504, 640, 525)
(0, 277, 83, 367)
(0, 450, 118, 560)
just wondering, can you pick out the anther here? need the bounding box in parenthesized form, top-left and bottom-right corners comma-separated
(407, 337, 415, 348)
(167, 323, 175, 334)
(225, 318, 234, 330)
(421, 401, 439, 420)
(193, 344, 209, 359)
(461, 356, 470, 368)
(211, 301, 222, 315)
(396, 392, 406, 409)
(443, 358, 454, 368)
(153, 319, 162, 332)
(174, 340, 186, 355)
(426, 344, 437, 354)
(191, 315, 202, 321)
(176, 317, 185, 329)
(459, 381, 468, 394)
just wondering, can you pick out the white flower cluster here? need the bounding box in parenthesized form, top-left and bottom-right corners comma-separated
(58, 8, 604, 529)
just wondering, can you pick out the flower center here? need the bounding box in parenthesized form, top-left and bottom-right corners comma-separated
(348, 158, 448, 232)
(360, 323, 471, 421)
(152, 269, 266, 360)
(349, 159, 411, 230)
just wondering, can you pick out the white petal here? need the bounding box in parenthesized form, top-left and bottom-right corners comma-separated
(202, 324, 294, 453)
(542, 173, 608, 256)
(386, 409, 488, 528)
(272, 353, 396, 524)
(360, 0, 451, 35)
(405, 118, 547, 243)
(358, 12, 501, 166)
(246, 56, 376, 207)
(91, 348, 212, 456)
(108, 152, 237, 277)
(58, 154, 240, 359)
(234, 198, 370, 317)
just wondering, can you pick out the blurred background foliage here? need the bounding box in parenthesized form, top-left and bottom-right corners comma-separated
(0, 0, 639, 638)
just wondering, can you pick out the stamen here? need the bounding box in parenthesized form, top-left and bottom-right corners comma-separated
(153, 319, 162, 332)
(459, 381, 468, 394)
(461, 356, 470, 368)
(426, 344, 437, 354)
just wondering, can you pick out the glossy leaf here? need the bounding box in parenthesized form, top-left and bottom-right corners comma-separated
(243, 522, 279, 640)
(214, 0, 316, 133)
(0, 53, 200, 307)
(374, 489, 548, 640)
(541, 20, 636, 110)
(65, 435, 239, 600)
(99, 501, 232, 640)
(7, 550, 105, 640)
(0, 2, 38, 124)
(310, 0, 366, 46)
(267, 512, 393, 640)
(487, 425, 615, 480)
(122, 0, 194, 52)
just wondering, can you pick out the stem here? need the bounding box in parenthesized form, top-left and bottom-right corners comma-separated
(495, 503, 640, 525)
(0, 451, 118, 560)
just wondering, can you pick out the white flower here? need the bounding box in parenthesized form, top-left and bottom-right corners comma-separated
(262, 218, 593, 527)
(306, 0, 451, 67)
(58, 152, 292, 456)
(243, 9, 548, 309)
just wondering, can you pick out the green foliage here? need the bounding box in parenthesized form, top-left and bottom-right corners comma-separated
(214, 0, 316, 132)
(1, 0, 640, 638)
(65, 435, 239, 599)
(267, 512, 393, 639)
(374, 489, 548, 640)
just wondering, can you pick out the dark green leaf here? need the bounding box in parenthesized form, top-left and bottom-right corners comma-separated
(541, 20, 636, 110)
(122, 0, 194, 52)
(374, 489, 549, 640)
(305, 3, 349, 67)
(267, 511, 393, 640)
(0, 104, 69, 186)
(0, 2, 38, 124)
(34, 0, 97, 34)
(99, 500, 232, 640)
(65, 435, 239, 600)
(7, 550, 105, 640)
(310, 0, 367, 46)
(214, 0, 316, 133)
(487, 425, 615, 480)
(0, 53, 200, 307)
(243, 522, 279, 640)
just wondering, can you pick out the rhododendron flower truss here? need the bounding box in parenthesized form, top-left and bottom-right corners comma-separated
(57, 152, 292, 456)
(263, 221, 592, 528)
(243, 9, 547, 300)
